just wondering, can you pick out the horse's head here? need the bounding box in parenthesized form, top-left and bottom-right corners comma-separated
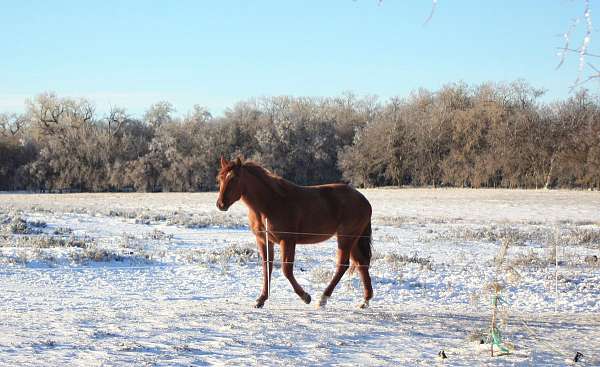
(216, 156, 244, 211)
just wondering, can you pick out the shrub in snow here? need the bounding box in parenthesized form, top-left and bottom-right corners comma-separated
(310, 267, 334, 284)
(584, 255, 598, 265)
(2, 235, 89, 249)
(383, 252, 433, 271)
(9, 217, 31, 234)
(148, 229, 173, 241)
(183, 243, 257, 267)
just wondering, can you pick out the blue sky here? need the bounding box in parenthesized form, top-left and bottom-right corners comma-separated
(0, 1, 594, 117)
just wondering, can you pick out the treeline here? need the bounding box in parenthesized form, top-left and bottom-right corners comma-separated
(1, 80, 599, 192)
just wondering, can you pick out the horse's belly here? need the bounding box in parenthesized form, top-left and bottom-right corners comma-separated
(296, 234, 334, 244)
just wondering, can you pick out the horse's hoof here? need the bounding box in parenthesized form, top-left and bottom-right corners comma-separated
(317, 295, 329, 308)
(301, 293, 311, 304)
(359, 300, 369, 309)
(255, 297, 266, 308)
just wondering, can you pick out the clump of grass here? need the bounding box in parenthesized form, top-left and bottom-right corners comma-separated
(374, 215, 449, 228)
(509, 249, 548, 268)
(28, 220, 47, 229)
(564, 227, 600, 248)
(84, 248, 121, 262)
(148, 229, 173, 241)
(118, 234, 145, 250)
(52, 227, 73, 236)
(133, 211, 169, 225)
(9, 217, 34, 234)
(574, 220, 596, 226)
(184, 243, 257, 266)
(105, 207, 247, 229)
(434, 224, 550, 247)
(0, 235, 89, 249)
(584, 255, 599, 266)
(107, 209, 138, 219)
(375, 216, 409, 227)
(209, 244, 257, 264)
(173, 213, 246, 229)
(382, 252, 433, 271)
(0, 216, 47, 235)
(467, 328, 487, 343)
(464, 226, 524, 244)
(310, 267, 334, 284)
(0, 242, 154, 266)
(69, 245, 156, 265)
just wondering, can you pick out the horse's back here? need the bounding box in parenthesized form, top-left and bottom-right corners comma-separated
(304, 183, 371, 221)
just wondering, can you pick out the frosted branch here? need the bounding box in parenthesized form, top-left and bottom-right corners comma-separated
(424, 0, 438, 25)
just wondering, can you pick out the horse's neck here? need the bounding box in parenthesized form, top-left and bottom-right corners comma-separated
(241, 170, 286, 219)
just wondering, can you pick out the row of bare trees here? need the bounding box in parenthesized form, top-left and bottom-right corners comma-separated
(1, 80, 599, 192)
(340, 82, 600, 189)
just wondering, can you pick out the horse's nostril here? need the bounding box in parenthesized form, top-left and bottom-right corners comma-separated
(217, 200, 228, 211)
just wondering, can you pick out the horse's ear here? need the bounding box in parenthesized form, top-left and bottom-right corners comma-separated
(220, 156, 229, 169)
(235, 156, 243, 166)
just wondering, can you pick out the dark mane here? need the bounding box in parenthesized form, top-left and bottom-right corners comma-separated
(242, 161, 293, 197)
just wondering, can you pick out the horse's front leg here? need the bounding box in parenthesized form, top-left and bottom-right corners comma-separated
(255, 237, 274, 308)
(280, 240, 311, 305)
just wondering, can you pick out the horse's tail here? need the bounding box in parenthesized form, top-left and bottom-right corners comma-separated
(349, 221, 372, 274)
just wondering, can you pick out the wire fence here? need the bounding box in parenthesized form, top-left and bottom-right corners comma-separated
(3, 227, 598, 271)
(2, 229, 503, 271)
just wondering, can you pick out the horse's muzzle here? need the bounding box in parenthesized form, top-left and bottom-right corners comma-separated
(216, 200, 229, 211)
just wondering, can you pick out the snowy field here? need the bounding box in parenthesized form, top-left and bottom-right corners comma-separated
(1, 189, 599, 366)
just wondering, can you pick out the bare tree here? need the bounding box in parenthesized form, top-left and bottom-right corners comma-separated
(0, 113, 26, 137)
(144, 101, 175, 128)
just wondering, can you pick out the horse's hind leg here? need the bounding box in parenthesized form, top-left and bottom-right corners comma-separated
(318, 241, 351, 308)
(351, 246, 373, 309)
(280, 240, 311, 304)
(358, 267, 373, 308)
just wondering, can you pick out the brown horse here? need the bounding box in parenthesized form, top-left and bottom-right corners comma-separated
(216, 157, 373, 309)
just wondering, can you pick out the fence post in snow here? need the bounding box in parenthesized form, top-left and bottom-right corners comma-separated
(554, 235, 559, 314)
(265, 217, 270, 298)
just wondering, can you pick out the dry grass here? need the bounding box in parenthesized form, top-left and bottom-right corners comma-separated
(0, 234, 88, 249)
(106, 207, 246, 229)
(69, 247, 155, 265)
(310, 267, 334, 284)
(376, 252, 434, 272)
(565, 227, 600, 247)
(0, 244, 155, 266)
(183, 243, 258, 266)
(433, 224, 541, 246)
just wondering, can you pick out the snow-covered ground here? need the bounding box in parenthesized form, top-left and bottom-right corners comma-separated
(1, 189, 599, 366)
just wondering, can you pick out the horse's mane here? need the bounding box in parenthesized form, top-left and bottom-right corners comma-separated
(241, 161, 293, 197)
